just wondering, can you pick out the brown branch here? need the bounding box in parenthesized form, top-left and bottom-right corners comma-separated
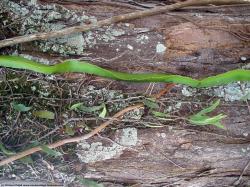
(0, 103, 144, 167)
(0, 0, 249, 48)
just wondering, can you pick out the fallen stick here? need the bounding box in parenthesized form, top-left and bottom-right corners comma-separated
(0, 103, 144, 166)
(0, 0, 249, 48)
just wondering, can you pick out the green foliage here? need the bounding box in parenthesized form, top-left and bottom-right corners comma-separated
(40, 145, 62, 157)
(0, 142, 33, 164)
(1, 55, 250, 88)
(98, 104, 107, 118)
(0, 142, 15, 156)
(143, 98, 159, 109)
(69, 102, 84, 111)
(70, 102, 102, 112)
(151, 111, 168, 118)
(77, 177, 104, 187)
(188, 100, 226, 129)
(11, 102, 32, 112)
(65, 125, 75, 136)
(20, 156, 34, 164)
(33, 110, 55, 119)
(70, 103, 107, 117)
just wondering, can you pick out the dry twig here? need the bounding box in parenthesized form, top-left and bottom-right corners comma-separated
(0, 0, 249, 48)
(0, 103, 144, 166)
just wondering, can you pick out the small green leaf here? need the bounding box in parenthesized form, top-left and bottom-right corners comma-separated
(189, 114, 226, 129)
(99, 104, 107, 118)
(33, 110, 55, 119)
(143, 98, 159, 109)
(0, 142, 34, 164)
(24, 141, 40, 149)
(0, 142, 15, 156)
(11, 103, 32, 112)
(65, 125, 75, 136)
(77, 178, 104, 187)
(40, 145, 62, 157)
(69, 102, 83, 110)
(188, 99, 226, 129)
(151, 111, 168, 118)
(83, 105, 104, 113)
(20, 156, 34, 164)
(70, 103, 103, 113)
(195, 99, 220, 116)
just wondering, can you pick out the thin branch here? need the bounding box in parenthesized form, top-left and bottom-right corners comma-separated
(0, 0, 249, 48)
(0, 103, 144, 166)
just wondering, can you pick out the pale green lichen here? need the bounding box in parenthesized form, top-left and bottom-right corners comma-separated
(100, 27, 125, 42)
(83, 86, 124, 106)
(210, 82, 250, 101)
(110, 28, 125, 37)
(136, 34, 149, 44)
(165, 102, 183, 113)
(124, 107, 144, 120)
(1, 0, 97, 55)
(76, 128, 138, 163)
(156, 43, 167, 53)
(181, 86, 197, 97)
(119, 128, 137, 146)
(156, 132, 167, 138)
(83, 26, 125, 48)
(127, 44, 134, 50)
(182, 82, 250, 101)
(1, 1, 128, 54)
(242, 62, 250, 69)
(82, 31, 96, 48)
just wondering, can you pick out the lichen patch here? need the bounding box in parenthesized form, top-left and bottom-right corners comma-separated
(181, 82, 250, 101)
(76, 128, 138, 163)
(1, 0, 97, 55)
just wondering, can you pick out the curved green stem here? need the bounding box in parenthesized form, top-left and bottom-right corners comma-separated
(0, 55, 249, 88)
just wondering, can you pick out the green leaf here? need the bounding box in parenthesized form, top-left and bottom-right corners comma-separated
(195, 99, 220, 116)
(24, 141, 40, 150)
(0, 142, 15, 156)
(70, 103, 103, 112)
(0, 142, 34, 164)
(33, 110, 55, 119)
(40, 145, 62, 157)
(11, 102, 32, 112)
(20, 156, 34, 164)
(69, 102, 83, 110)
(151, 111, 168, 118)
(143, 98, 159, 109)
(78, 178, 104, 187)
(99, 104, 107, 118)
(189, 114, 226, 129)
(65, 125, 75, 136)
(188, 100, 226, 129)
